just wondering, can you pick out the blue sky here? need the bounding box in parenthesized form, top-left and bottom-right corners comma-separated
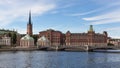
(0, 0, 120, 38)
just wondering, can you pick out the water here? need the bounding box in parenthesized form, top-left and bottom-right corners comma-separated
(0, 51, 120, 68)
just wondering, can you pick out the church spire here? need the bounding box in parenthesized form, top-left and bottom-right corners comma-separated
(28, 10, 32, 24)
(27, 11, 33, 35)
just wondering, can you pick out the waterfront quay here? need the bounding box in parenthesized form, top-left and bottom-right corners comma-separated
(0, 45, 120, 52)
(37, 45, 120, 51)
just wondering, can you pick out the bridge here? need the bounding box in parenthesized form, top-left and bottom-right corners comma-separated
(88, 45, 120, 51)
(37, 45, 120, 51)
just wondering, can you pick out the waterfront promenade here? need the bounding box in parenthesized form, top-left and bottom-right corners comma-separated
(37, 45, 120, 51)
(0, 45, 120, 52)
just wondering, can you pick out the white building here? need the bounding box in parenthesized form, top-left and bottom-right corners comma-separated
(20, 34, 34, 48)
(37, 36, 50, 47)
(0, 36, 11, 46)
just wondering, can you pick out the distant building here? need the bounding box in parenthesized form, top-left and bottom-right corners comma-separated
(0, 29, 17, 46)
(108, 39, 120, 46)
(37, 36, 50, 46)
(65, 25, 107, 46)
(0, 35, 11, 46)
(19, 11, 34, 48)
(16, 34, 24, 46)
(39, 25, 108, 46)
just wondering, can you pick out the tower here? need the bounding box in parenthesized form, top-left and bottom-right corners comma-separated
(27, 11, 33, 36)
(88, 25, 95, 33)
(87, 25, 95, 46)
(89, 25, 94, 32)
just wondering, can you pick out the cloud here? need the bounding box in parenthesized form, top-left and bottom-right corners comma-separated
(67, 2, 120, 16)
(82, 9, 120, 25)
(81, 1, 120, 25)
(83, 9, 120, 21)
(50, 11, 59, 14)
(90, 18, 120, 25)
(105, 27, 120, 31)
(66, 7, 107, 16)
(105, 27, 120, 38)
(0, 0, 56, 27)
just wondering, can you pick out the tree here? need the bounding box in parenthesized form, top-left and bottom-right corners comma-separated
(11, 32, 17, 46)
(108, 43, 114, 46)
(8, 32, 12, 37)
(32, 35, 38, 46)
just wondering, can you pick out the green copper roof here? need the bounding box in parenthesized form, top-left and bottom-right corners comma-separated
(21, 34, 34, 41)
(38, 36, 49, 42)
(89, 25, 94, 32)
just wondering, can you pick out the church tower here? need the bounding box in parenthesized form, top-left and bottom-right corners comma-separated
(27, 11, 33, 36)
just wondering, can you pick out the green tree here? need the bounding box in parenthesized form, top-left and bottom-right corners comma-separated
(108, 43, 114, 46)
(32, 35, 38, 46)
(11, 32, 17, 46)
(8, 32, 12, 37)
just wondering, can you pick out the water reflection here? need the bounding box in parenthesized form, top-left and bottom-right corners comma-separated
(0, 51, 120, 68)
(86, 52, 120, 68)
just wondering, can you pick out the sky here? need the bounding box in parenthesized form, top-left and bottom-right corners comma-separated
(0, 0, 120, 38)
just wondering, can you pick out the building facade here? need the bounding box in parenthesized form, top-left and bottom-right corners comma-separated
(108, 39, 120, 46)
(37, 36, 50, 46)
(39, 29, 64, 46)
(65, 25, 107, 46)
(0, 36, 11, 46)
(20, 34, 34, 48)
(39, 25, 108, 46)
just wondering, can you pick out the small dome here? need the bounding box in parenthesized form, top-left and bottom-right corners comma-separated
(38, 36, 49, 42)
(21, 34, 34, 41)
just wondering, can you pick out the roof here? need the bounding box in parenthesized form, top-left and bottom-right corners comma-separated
(88, 25, 94, 32)
(21, 34, 34, 41)
(38, 36, 49, 42)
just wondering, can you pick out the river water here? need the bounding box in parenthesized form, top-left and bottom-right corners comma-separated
(0, 51, 120, 68)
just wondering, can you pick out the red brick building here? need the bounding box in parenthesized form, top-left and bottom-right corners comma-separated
(39, 25, 108, 46)
(39, 29, 65, 46)
(65, 25, 107, 46)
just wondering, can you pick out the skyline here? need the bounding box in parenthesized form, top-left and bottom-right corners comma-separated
(0, 0, 120, 38)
